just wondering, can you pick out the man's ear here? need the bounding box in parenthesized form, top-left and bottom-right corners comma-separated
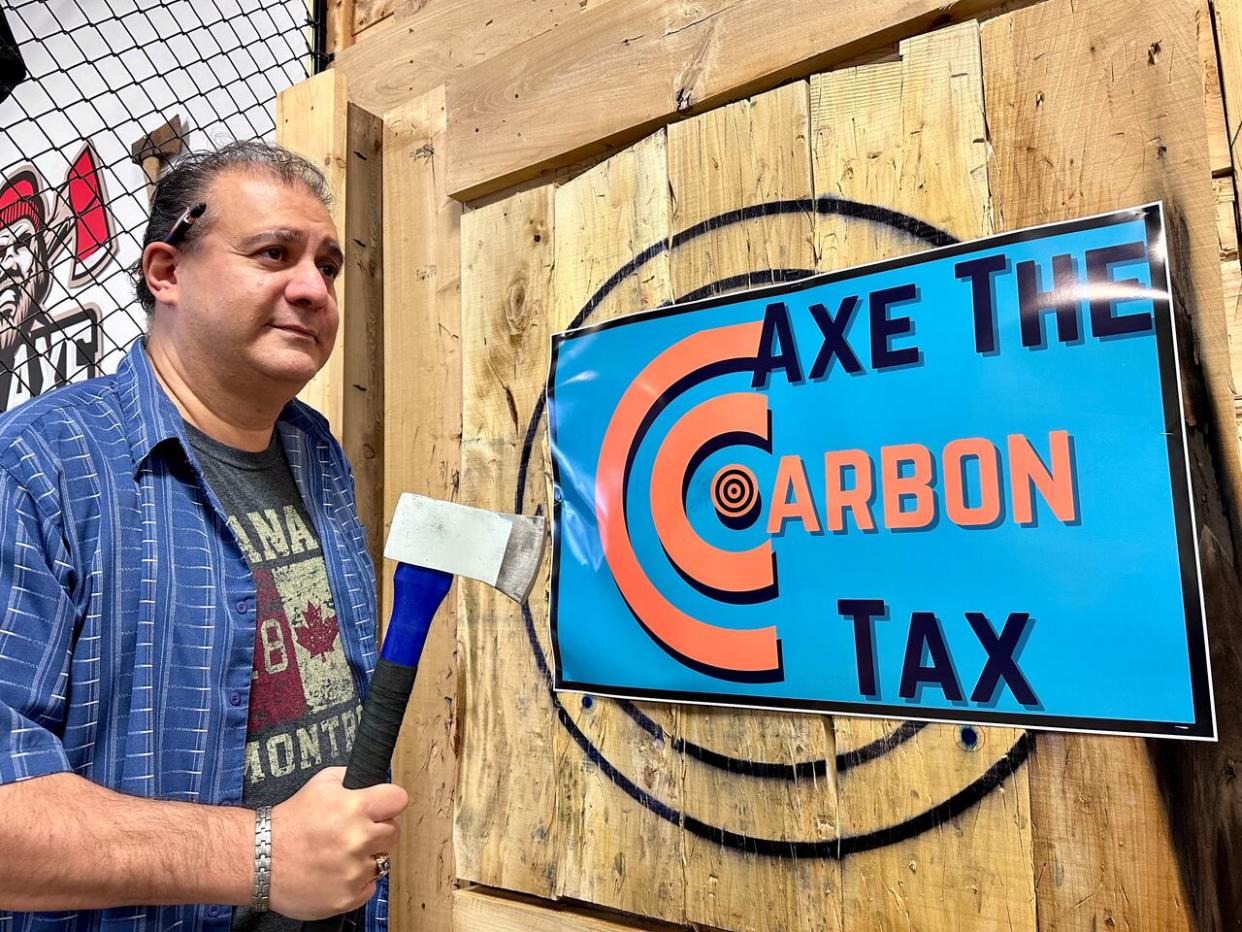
(143, 241, 179, 308)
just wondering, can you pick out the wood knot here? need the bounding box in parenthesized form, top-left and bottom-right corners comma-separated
(505, 274, 532, 332)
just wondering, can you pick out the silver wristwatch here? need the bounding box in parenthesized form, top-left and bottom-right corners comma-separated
(251, 806, 272, 912)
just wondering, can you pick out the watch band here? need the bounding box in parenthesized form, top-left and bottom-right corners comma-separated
(251, 805, 273, 912)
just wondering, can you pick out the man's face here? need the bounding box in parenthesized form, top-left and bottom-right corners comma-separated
(167, 169, 342, 393)
(0, 217, 48, 351)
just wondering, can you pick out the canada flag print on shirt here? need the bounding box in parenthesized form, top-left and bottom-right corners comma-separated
(228, 505, 363, 799)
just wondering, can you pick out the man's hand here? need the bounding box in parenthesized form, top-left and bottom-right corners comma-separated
(269, 767, 408, 920)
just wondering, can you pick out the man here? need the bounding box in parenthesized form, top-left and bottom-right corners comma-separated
(0, 141, 405, 931)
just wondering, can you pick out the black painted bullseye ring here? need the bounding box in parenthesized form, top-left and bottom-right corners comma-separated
(514, 195, 1032, 856)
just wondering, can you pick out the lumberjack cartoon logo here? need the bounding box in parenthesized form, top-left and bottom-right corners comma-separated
(0, 142, 110, 411)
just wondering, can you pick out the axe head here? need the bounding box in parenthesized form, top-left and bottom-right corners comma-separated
(384, 492, 547, 603)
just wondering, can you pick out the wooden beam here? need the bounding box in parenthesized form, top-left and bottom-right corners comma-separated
(276, 69, 349, 435)
(1215, 0, 1242, 184)
(1199, 0, 1233, 177)
(453, 888, 677, 931)
(442, 0, 1022, 201)
(382, 85, 462, 931)
(332, 0, 615, 118)
(342, 104, 385, 600)
(325, 0, 356, 57)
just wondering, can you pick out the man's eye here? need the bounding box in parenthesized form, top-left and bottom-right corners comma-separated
(261, 246, 285, 261)
(320, 263, 341, 280)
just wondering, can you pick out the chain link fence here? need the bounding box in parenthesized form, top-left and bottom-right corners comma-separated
(0, 0, 323, 413)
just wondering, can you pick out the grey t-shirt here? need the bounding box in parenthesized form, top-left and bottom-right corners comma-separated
(184, 423, 362, 931)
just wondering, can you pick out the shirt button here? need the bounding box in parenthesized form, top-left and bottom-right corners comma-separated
(229, 691, 242, 707)
(206, 906, 220, 918)
(236, 599, 248, 614)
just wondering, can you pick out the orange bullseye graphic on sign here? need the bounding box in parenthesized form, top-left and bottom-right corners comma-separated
(711, 463, 760, 528)
(596, 322, 783, 680)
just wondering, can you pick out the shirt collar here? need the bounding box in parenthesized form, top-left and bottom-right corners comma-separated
(116, 338, 188, 477)
(116, 338, 323, 478)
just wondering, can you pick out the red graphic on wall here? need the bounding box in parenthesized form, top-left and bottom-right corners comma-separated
(0, 141, 110, 410)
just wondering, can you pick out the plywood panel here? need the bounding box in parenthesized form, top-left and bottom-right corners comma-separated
(453, 888, 675, 931)
(811, 23, 1037, 930)
(456, 185, 560, 897)
(665, 81, 844, 932)
(382, 86, 461, 931)
(549, 132, 686, 924)
(276, 69, 349, 435)
(983, 0, 1242, 926)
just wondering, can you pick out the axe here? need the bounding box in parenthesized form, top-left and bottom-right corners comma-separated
(304, 492, 546, 929)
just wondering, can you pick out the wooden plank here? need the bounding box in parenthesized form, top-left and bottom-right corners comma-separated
(325, 0, 355, 56)
(453, 888, 675, 931)
(333, 0, 616, 118)
(1198, 0, 1233, 178)
(442, 0, 1025, 201)
(382, 86, 462, 931)
(342, 103, 384, 572)
(276, 69, 349, 435)
(1219, 176, 1242, 403)
(812, 23, 1038, 929)
(983, 0, 1242, 927)
(665, 81, 844, 932)
(456, 184, 560, 897)
(1216, 0, 1242, 182)
(549, 133, 686, 924)
(354, 0, 397, 35)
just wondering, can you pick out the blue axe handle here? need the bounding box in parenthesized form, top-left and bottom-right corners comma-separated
(303, 562, 452, 931)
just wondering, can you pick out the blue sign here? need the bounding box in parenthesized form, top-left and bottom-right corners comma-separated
(546, 204, 1215, 739)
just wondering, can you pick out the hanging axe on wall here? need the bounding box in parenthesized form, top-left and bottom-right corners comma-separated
(304, 492, 547, 931)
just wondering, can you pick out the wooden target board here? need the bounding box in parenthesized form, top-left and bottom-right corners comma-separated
(451, 4, 1239, 929)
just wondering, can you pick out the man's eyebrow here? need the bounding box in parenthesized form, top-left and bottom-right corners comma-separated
(238, 229, 345, 264)
(237, 229, 304, 249)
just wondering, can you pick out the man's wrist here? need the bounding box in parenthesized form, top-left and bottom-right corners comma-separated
(251, 806, 272, 912)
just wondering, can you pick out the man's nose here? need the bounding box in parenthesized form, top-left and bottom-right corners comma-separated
(286, 257, 331, 307)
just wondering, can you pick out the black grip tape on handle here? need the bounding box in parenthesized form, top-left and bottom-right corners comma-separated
(302, 660, 417, 932)
(343, 658, 417, 790)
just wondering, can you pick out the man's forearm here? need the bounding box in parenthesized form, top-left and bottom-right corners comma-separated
(0, 771, 251, 911)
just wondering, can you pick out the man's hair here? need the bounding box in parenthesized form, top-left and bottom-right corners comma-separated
(131, 140, 333, 314)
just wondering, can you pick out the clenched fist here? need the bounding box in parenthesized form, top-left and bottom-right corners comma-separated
(268, 767, 408, 919)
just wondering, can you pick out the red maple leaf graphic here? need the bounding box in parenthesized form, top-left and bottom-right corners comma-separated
(294, 600, 339, 661)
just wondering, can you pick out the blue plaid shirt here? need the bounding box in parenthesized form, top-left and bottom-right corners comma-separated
(0, 340, 386, 932)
